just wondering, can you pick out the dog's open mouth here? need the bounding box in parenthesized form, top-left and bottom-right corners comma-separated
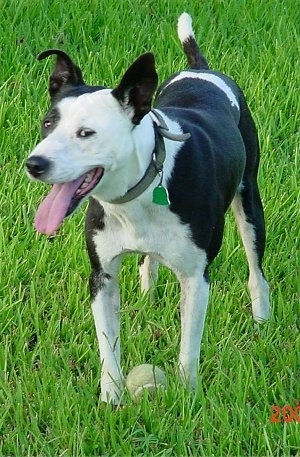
(34, 167, 104, 235)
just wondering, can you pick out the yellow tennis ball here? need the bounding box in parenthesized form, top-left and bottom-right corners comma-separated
(125, 364, 167, 400)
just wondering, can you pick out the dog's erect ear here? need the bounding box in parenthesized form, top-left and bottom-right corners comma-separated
(111, 53, 158, 125)
(37, 49, 84, 99)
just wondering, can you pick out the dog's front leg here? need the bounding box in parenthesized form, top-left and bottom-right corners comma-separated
(178, 269, 209, 389)
(90, 260, 123, 404)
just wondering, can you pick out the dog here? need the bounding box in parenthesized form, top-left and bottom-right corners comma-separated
(26, 13, 270, 403)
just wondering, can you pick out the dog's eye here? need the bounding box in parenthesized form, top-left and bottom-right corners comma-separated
(44, 120, 52, 128)
(77, 128, 96, 138)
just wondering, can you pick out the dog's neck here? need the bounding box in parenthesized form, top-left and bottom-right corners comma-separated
(109, 110, 190, 205)
(91, 110, 189, 206)
(109, 122, 165, 205)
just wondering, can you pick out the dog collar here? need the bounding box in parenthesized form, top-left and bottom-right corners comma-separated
(110, 110, 190, 205)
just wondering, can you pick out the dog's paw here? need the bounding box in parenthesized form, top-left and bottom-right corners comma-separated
(100, 380, 125, 405)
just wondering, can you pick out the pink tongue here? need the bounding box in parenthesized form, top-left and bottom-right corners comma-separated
(34, 175, 86, 235)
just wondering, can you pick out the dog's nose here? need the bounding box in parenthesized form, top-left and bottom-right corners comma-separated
(26, 156, 51, 177)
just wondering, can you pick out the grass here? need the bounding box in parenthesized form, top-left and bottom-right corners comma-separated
(0, 0, 299, 455)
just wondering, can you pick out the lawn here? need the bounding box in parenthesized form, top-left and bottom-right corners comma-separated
(0, 0, 299, 455)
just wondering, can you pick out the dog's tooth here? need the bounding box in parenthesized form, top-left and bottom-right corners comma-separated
(85, 173, 93, 183)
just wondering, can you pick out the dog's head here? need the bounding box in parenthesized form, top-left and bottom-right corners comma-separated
(26, 50, 158, 235)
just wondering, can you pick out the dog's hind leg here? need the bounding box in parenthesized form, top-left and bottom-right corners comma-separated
(231, 183, 270, 322)
(139, 255, 158, 299)
(232, 99, 270, 322)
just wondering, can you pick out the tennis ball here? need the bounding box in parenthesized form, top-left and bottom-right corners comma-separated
(125, 364, 167, 400)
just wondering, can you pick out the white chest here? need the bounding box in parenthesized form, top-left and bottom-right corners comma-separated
(91, 200, 201, 275)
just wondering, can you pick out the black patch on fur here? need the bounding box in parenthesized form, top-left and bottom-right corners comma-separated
(139, 255, 146, 266)
(155, 72, 250, 264)
(183, 37, 210, 70)
(54, 83, 106, 101)
(41, 106, 60, 138)
(42, 85, 106, 138)
(85, 197, 110, 299)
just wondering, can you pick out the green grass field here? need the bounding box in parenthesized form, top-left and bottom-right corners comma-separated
(0, 0, 299, 455)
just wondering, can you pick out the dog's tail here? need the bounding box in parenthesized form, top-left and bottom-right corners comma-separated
(177, 13, 209, 70)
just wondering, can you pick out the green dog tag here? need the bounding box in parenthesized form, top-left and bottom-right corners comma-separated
(152, 185, 170, 206)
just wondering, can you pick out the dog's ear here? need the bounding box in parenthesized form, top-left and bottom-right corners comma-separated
(111, 53, 158, 125)
(37, 49, 84, 99)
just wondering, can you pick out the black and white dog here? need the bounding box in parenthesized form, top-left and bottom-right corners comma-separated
(26, 13, 270, 403)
